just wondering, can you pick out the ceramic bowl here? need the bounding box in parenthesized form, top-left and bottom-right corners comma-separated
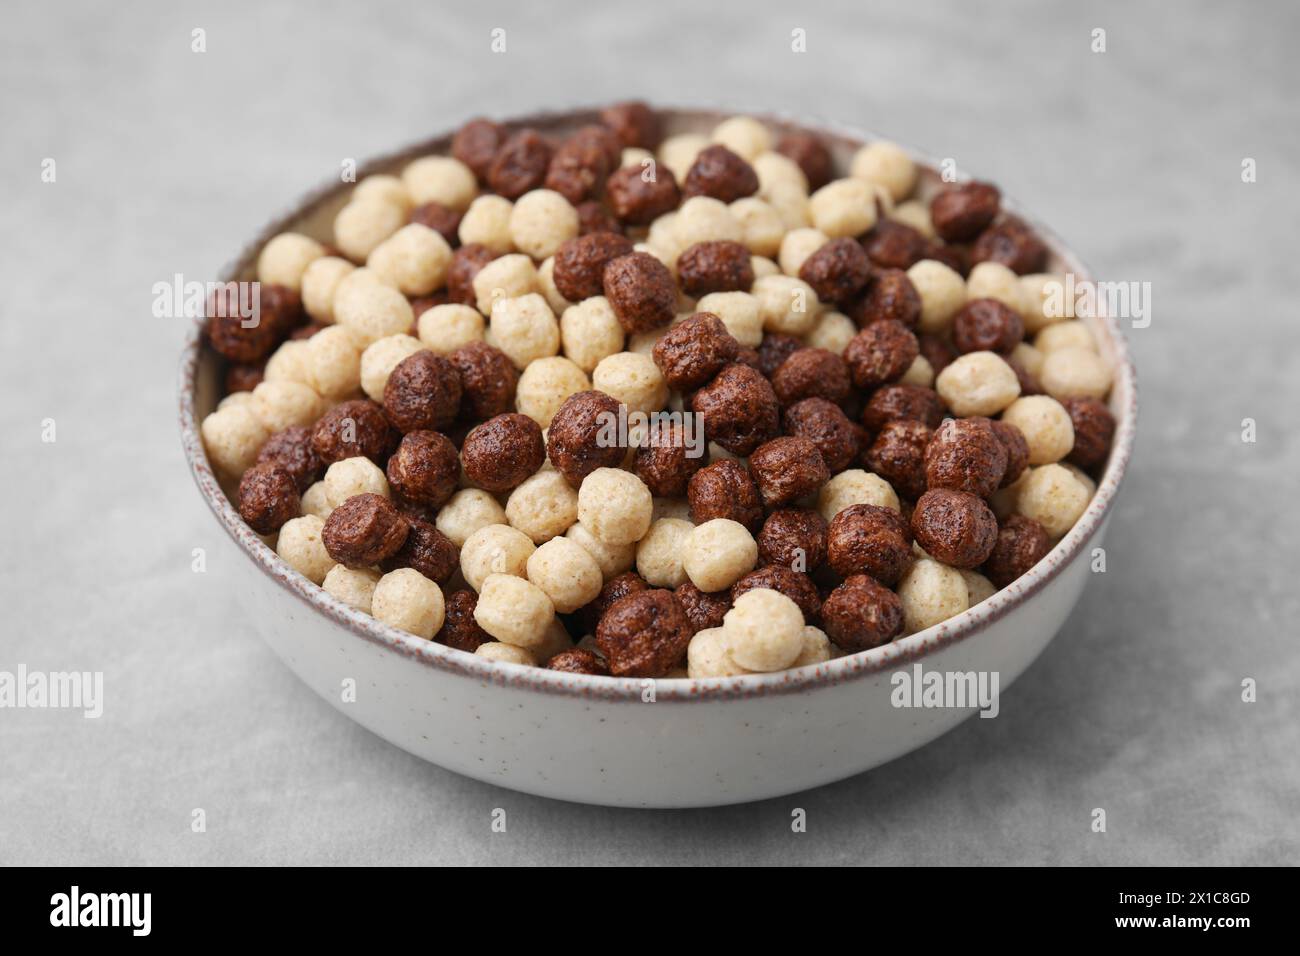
(180, 107, 1136, 808)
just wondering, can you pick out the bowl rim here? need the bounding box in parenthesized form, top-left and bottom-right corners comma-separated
(178, 105, 1137, 703)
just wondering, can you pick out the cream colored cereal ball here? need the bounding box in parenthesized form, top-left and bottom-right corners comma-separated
(359, 334, 425, 401)
(458, 194, 515, 254)
(305, 324, 363, 399)
(300, 256, 355, 324)
(560, 297, 625, 372)
(263, 339, 317, 389)
(418, 303, 485, 354)
(817, 470, 900, 522)
(1019, 273, 1074, 333)
(201, 403, 269, 476)
(334, 198, 406, 262)
(525, 536, 603, 613)
(753, 151, 809, 196)
(646, 213, 685, 264)
(249, 380, 323, 433)
(323, 456, 389, 507)
(217, 391, 254, 411)
(765, 181, 813, 231)
(333, 270, 414, 346)
(475, 642, 536, 666)
(778, 227, 829, 277)
(1062, 462, 1098, 499)
(808, 178, 879, 238)
(1011, 341, 1044, 378)
(591, 351, 667, 416)
(577, 468, 653, 546)
(728, 197, 785, 258)
(508, 189, 579, 260)
(636, 518, 694, 588)
(506, 470, 579, 544)
(565, 521, 636, 581)
(807, 311, 856, 355)
(401, 156, 477, 210)
(474, 573, 555, 648)
(658, 133, 710, 183)
(1035, 320, 1096, 354)
(673, 196, 744, 247)
(890, 200, 936, 239)
(1040, 346, 1112, 401)
(300, 481, 332, 520)
(621, 147, 654, 169)
(935, 351, 1022, 417)
(516, 356, 590, 427)
(723, 588, 805, 672)
(898, 558, 969, 634)
(792, 625, 833, 667)
(686, 627, 753, 678)
(990, 468, 1032, 521)
(1001, 395, 1075, 465)
(473, 254, 540, 317)
(651, 496, 693, 523)
(752, 274, 821, 336)
(900, 354, 936, 388)
(966, 261, 1026, 313)
(532, 618, 576, 664)
(323, 565, 381, 613)
(537, 256, 572, 315)
(907, 259, 967, 332)
(257, 232, 326, 292)
(372, 567, 445, 638)
(366, 223, 452, 297)
(960, 569, 997, 606)
(696, 291, 762, 347)
(711, 116, 772, 161)
(436, 489, 507, 547)
(276, 515, 334, 584)
(461, 524, 536, 591)
(488, 293, 560, 368)
(352, 174, 411, 212)
(1016, 463, 1090, 538)
(682, 518, 757, 593)
(850, 141, 917, 202)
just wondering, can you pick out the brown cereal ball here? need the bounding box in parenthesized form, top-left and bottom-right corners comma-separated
(845, 268, 923, 330)
(930, 181, 1001, 242)
(461, 413, 545, 492)
(651, 311, 741, 391)
(486, 128, 553, 200)
(910, 488, 998, 569)
(602, 252, 677, 334)
(971, 215, 1048, 275)
(770, 348, 852, 407)
(860, 383, 945, 432)
(605, 163, 681, 226)
(1062, 396, 1116, 471)
(312, 399, 395, 465)
(749, 436, 830, 508)
(687, 459, 764, 531)
(382, 350, 462, 433)
(783, 397, 860, 473)
(691, 363, 781, 456)
(601, 101, 662, 149)
(844, 319, 919, 390)
(756, 508, 828, 571)
(676, 241, 755, 297)
(386, 430, 459, 507)
(546, 389, 626, 487)
(447, 341, 518, 421)
(380, 516, 458, 583)
(927, 243, 971, 278)
(225, 361, 265, 394)
(207, 299, 276, 364)
(256, 425, 323, 493)
(798, 237, 873, 304)
(775, 131, 833, 191)
(918, 333, 958, 374)
(576, 200, 623, 236)
(732, 565, 821, 624)
(237, 462, 300, 534)
(952, 298, 1024, 355)
(634, 420, 707, 498)
(446, 243, 497, 307)
(862, 220, 932, 270)
(552, 233, 635, 302)
(982, 514, 1052, 588)
(674, 581, 732, 634)
(322, 493, 410, 567)
(821, 574, 905, 652)
(827, 503, 914, 586)
(866, 420, 932, 502)
(924, 417, 1009, 499)
(595, 589, 693, 677)
(438, 589, 494, 652)
(545, 134, 611, 205)
(682, 144, 759, 203)
(408, 202, 463, 247)
(452, 118, 507, 183)
(579, 570, 649, 634)
(546, 648, 610, 675)
(755, 333, 803, 378)
(990, 419, 1031, 487)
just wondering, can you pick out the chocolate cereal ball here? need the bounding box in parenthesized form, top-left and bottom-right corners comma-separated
(676, 241, 755, 297)
(580, 570, 649, 634)
(860, 383, 945, 432)
(605, 163, 681, 226)
(437, 589, 494, 652)
(910, 488, 998, 570)
(386, 430, 459, 507)
(382, 350, 462, 434)
(600, 101, 661, 149)
(312, 399, 395, 465)
(595, 589, 693, 677)
(545, 133, 611, 205)
(827, 503, 913, 586)
(1062, 396, 1116, 471)
(381, 516, 458, 584)
(322, 493, 410, 568)
(917, 333, 958, 374)
(924, 417, 1009, 499)
(866, 420, 933, 502)
(821, 574, 905, 652)
(634, 420, 707, 498)
(930, 181, 1001, 243)
(546, 390, 626, 487)
(447, 243, 497, 306)
(770, 348, 851, 407)
(551, 232, 634, 302)
(846, 268, 922, 329)
(844, 319, 919, 391)
(749, 436, 830, 508)
(238, 462, 300, 534)
(971, 215, 1048, 275)
(461, 413, 545, 493)
(755, 333, 803, 378)
(447, 341, 518, 421)
(687, 459, 764, 531)
(602, 252, 677, 334)
(989, 419, 1031, 488)
(651, 312, 741, 391)
(775, 131, 833, 191)
(487, 128, 553, 200)
(452, 118, 507, 183)
(674, 581, 732, 634)
(256, 425, 323, 493)
(690, 363, 781, 456)
(732, 566, 821, 624)
(952, 298, 1024, 355)
(576, 200, 623, 237)
(756, 508, 828, 572)
(682, 144, 759, 203)
(783, 398, 861, 473)
(982, 514, 1052, 588)
(546, 648, 610, 675)
(799, 237, 873, 304)
(862, 220, 931, 271)
(408, 202, 463, 247)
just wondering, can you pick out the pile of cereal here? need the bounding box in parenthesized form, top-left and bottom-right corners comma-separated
(201, 103, 1116, 679)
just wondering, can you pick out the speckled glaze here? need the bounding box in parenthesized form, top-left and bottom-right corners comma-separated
(179, 108, 1136, 807)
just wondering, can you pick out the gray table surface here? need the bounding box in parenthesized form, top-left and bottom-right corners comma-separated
(2, 0, 1296, 866)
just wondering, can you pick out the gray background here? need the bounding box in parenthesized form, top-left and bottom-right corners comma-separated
(1, 0, 1296, 865)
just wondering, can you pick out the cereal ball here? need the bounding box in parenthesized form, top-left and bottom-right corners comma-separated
(476, 642, 536, 665)
(731, 566, 820, 625)
(917, 334, 957, 377)
(773, 133, 830, 190)
(691, 363, 780, 456)
(367, 223, 452, 296)
(551, 233, 634, 303)
(602, 252, 677, 334)
(983, 514, 1052, 588)
(1040, 346, 1112, 401)
(515, 356, 590, 428)
(486, 129, 553, 200)
(1035, 320, 1095, 355)
(827, 503, 913, 586)
(709, 116, 771, 161)
(472, 254, 539, 316)
(545, 131, 613, 205)
(988, 418, 1031, 488)
(764, 180, 813, 232)
(386, 430, 458, 507)
(546, 390, 626, 487)
(850, 141, 917, 202)
(925, 417, 1009, 498)
(276, 515, 335, 584)
(682, 518, 758, 592)
(952, 298, 1024, 355)
(559, 297, 625, 373)
(546, 648, 610, 675)
(302, 325, 360, 399)
(634, 420, 707, 498)
(1017, 273, 1072, 333)
(906, 259, 967, 332)
(755, 509, 825, 573)
(505, 469, 579, 544)
(807, 310, 856, 354)
(821, 575, 904, 652)
(890, 200, 936, 239)
(402, 156, 477, 210)
(447, 341, 519, 420)
(809, 178, 878, 238)
(972, 215, 1048, 275)
(748, 437, 830, 508)
(323, 456, 390, 507)
(897, 558, 969, 634)
(461, 413, 545, 492)
(861, 383, 945, 432)
(817, 469, 900, 522)
(752, 274, 821, 336)
(682, 144, 760, 204)
(596, 589, 692, 677)
(847, 269, 922, 331)
(721, 588, 804, 671)
(238, 462, 301, 534)
(798, 237, 872, 304)
(591, 351, 667, 416)
(1015, 463, 1090, 537)
(577, 467, 653, 546)
(504, 189, 578, 261)
(323, 565, 381, 613)
(322, 493, 409, 567)
(257, 425, 323, 493)
(601, 101, 661, 149)
(695, 291, 762, 347)
(770, 347, 852, 408)
(959, 569, 996, 607)
(729, 197, 785, 257)
(605, 163, 681, 226)
(201, 402, 270, 476)
(674, 582, 732, 634)
(360, 334, 426, 402)
(684, 461, 761, 533)
(458, 195, 515, 254)
(866, 420, 933, 501)
(844, 319, 919, 391)
(452, 118, 507, 182)
(312, 400, 392, 465)
(353, 174, 413, 213)
(686, 626, 752, 678)
(910, 488, 998, 569)
(862, 220, 931, 271)
(791, 625, 834, 667)
(930, 181, 1001, 242)
(460, 524, 536, 591)
(635, 518, 694, 588)
(301, 256, 355, 323)
(381, 517, 458, 583)
(673, 196, 744, 247)
(472, 573, 554, 647)
(224, 361, 265, 396)
(525, 536, 603, 613)
(651, 311, 740, 391)
(333, 271, 414, 346)
(579, 570, 648, 633)
(1061, 397, 1116, 471)
(487, 292, 559, 368)
(416, 303, 485, 354)
(436, 589, 493, 652)
(659, 132, 710, 182)
(1000, 395, 1075, 465)
(381, 351, 462, 433)
(936, 351, 1021, 417)
(257, 233, 326, 291)
(409, 201, 464, 247)
(782, 398, 859, 474)
(966, 261, 1026, 315)
(901, 354, 936, 388)
(334, 199, 406, 262)
(676, 241, 755, 298)
(779, 229, 831, 279)
(435, 488, 507, 547)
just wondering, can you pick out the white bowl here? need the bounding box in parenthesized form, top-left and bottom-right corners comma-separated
(180, 108, 1137, 808)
